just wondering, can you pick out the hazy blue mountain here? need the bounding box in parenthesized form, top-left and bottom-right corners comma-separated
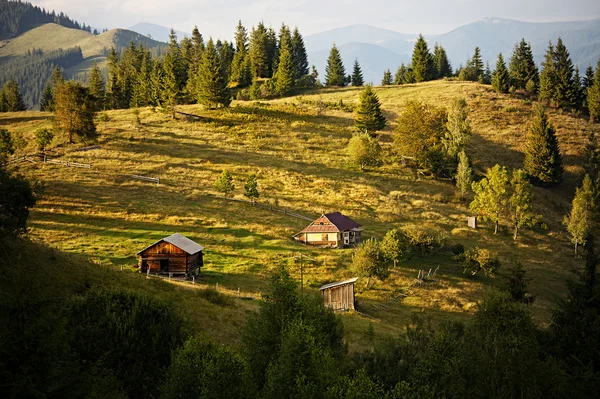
(306, 18, 600, 80)
(128, 22, 190, 43)
(309, 42, 408, 85)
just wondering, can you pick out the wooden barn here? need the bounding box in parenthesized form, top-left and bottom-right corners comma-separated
(137, 233, 204, 278)
(293, 212, 362, 247)
(320, 278, 358, 311)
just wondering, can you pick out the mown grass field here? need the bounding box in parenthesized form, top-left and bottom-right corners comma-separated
(3, 80, 598, 351)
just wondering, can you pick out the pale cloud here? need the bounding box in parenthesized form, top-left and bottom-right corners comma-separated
(28, 0, 600, 40)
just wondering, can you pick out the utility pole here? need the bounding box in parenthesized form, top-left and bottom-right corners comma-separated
(292, 252, 317, 294)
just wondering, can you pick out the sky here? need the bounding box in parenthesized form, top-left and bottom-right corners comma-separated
(29, 0, 600, 40)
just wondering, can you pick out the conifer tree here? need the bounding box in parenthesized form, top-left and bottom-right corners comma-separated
(588, 60, 600, 123)
(538, 42, 556, 104)
(443, 97, 471, 158)
(433, 43, 452, 78)
(482, 63, 492, 84)
(566, 175, 595, 256)
(523, 105, 563, 186)
(582, 132, 600, 180)
(106, 47, 123, 109)
(88, 64, 105, 111)
(231, 21, 249, 85)
(470, 164, 511, 234)
(162, 49, 180, 117)
(584, 65, 595, 90)
(238, 56, 253, 88)
(456, 150, 473, 200)
(325, 44, 346, 87)
(249, 22, 270, 78)
(215, 170, 235, 196)
(167, 29, 186, 90)
(291, 27, 309, 79)
(394, 64, 407, 85)
(352, 59, 364, 86)
(471, 47, 484, 82)
(39, 84, 54, 111)
(196, 38, 231, 108)
(509, 39, 539, 91)
(553, 37, 576, 110)
(381, 69, 392, 86)
(573, 66, 584, 111)
(244, 174, 259, 203)
(510, 169, 536, 241)
(354, 85, 386, 136)
(492, 53, 510, 94)
(0, 81, 26, 111)
(411, 34, 434, 82)
(132, 50, 153, 107)
(265, 27, 278, 77)
(186, 26, 205, 95)
(274, 44, 294, 96)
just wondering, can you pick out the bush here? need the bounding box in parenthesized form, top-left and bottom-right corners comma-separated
(401, 225, 446, 255)
(197, 287, 233, 306)
(454, 247, 500, 276)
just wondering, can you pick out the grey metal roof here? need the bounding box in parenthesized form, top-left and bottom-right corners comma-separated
(136, 233, 204, 255)
(319, 277, 358, 290)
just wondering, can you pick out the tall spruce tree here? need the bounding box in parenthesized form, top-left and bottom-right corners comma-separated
(250, 22, 270, 78)
(587, 60, 600, 123)
(523, 105, 563, 186)
(162, 48, 180, 117)
(186, 26, 205, 95)
(150, 58, 165, 107)
(411, 34, 434, 82)
(492, 53, 510, 94)
(381, 69, 393, 86)
(325, 44, 346, 87)
(196, 38, 231, 108)
(274, 44, 294, 96)
(433, 43, 452, 78)
(351, 59, 364, 86)
(231, 21, 249, 85)
(394, 64, 407, 85)
(88, 64, 105, 111)
(584, 65, 595, 90)
(509, 39, 539, 91)
(132, 50, 153, 107)
(291, 27, 309, 80)
(582, 132, 600, 180)
(354, 85, 386, 136)
(471, 47, 484, 82)
(573, 66, 584, 111)
(538, 42, 556, 104)
(553, 37, 576, 110)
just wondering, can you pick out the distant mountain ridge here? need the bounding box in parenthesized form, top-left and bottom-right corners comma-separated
(306, 18, 600, 84)
(128, 23, 190, 43)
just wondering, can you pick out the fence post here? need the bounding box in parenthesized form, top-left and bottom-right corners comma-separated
(216, 282, 219, 290)
(238, 288, 240, 297)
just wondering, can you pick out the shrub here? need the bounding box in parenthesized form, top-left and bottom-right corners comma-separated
(454, 247, 500, 276)
(401, 225, 446, 255)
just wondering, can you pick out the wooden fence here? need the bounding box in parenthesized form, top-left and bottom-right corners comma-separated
(127, 174, 160, 184)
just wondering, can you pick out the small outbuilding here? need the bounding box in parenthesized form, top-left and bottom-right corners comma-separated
(137, 233, 204, 278)
(294, 212, 362, 247)
(320, 277, 358, 311)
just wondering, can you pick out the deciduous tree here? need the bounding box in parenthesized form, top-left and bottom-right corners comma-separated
(443, 97, 471, 158)
(470, 164, 510, 234)
(215, 170, 235, 196)
(352, 238, 389, 288)
(566, 175, 595, 256)
(53, 81, 96, 143)
(509, 169, 536, 240)
(347, 133, 382, 171)
(455, 150, 472, 200)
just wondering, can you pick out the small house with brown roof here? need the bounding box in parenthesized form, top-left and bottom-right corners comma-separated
(294, 212, 362, 247)
(137, 233, 204, 278)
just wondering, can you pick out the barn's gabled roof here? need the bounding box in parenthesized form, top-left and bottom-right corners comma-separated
(137, 233, 204, 255)
(295, 212, 362, 235)
(319, 277, 359, 291)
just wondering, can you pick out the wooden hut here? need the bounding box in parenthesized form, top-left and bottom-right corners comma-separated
(319, 278, 358, 311)
(137, 233, 204, 278)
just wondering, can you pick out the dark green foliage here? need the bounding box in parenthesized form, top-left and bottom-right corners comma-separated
(583, 131, 600, 179)
(325, 44, 346, 86)
(274, 44, 295, 96)
(394, 63, 413, 85)
(509, 39, 539, 91)
(381, 69, 393, 85)
(0, 80, 26, 111)
(291, 27, 309, 80)
(326, 368, 387, 398)
(0, 163, 37, 236)
(492, 53, 510, 93)
(68, 290, 184, 398)
(244, 174, 259, 202)
(53, 81, 96, 143)
(34, 128, 54, 151)
(39, 83, 54, 111)
(162, 337, 253, 399)
(352, 238, 389, 288)
(196, 39, 231, 108)
(523, 105, 563, 186)
(471, 47, 484, 81)
(354, 85, 386, 135)
(242, 267, 344, 392)
(455, 247, 501, 276)
(0, 128, 14, 163)
(352, 59, 364, 86)
(250, 22, 272, 78)
(433, 43, 452, 78)
(0, 0, 91, 40)
(411, 34, 434, 82)
(588, 60, 600, 122)
(500, 262, 531, 303)
(87, 64, 105, 111)
(539, 42, 556, 104)
(573, 66, 584, 111)
(553, 38, 577, 110)
(584, 65, 595, 89)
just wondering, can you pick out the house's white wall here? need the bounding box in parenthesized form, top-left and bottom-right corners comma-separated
(305, 233, 339, 242)
(328, 233, 339, 242)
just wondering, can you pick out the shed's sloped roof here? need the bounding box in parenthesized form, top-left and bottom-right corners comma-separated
(319, 277, 359, 290)
(137, 233, 204, 255)
(297, 212, 361, 234)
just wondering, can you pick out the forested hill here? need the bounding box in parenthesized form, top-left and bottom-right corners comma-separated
(0, 0, 97, 40)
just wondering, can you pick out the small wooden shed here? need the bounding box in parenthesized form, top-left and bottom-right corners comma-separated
(137, 233, 204, 278)
(319, 278, 358, 311)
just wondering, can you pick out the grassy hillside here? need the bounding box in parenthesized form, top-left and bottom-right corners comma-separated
(0, 23, 165, 82)
(3, 80, 598, 349)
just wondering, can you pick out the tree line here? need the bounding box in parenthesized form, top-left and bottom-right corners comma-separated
(0, 0, 99, 40)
